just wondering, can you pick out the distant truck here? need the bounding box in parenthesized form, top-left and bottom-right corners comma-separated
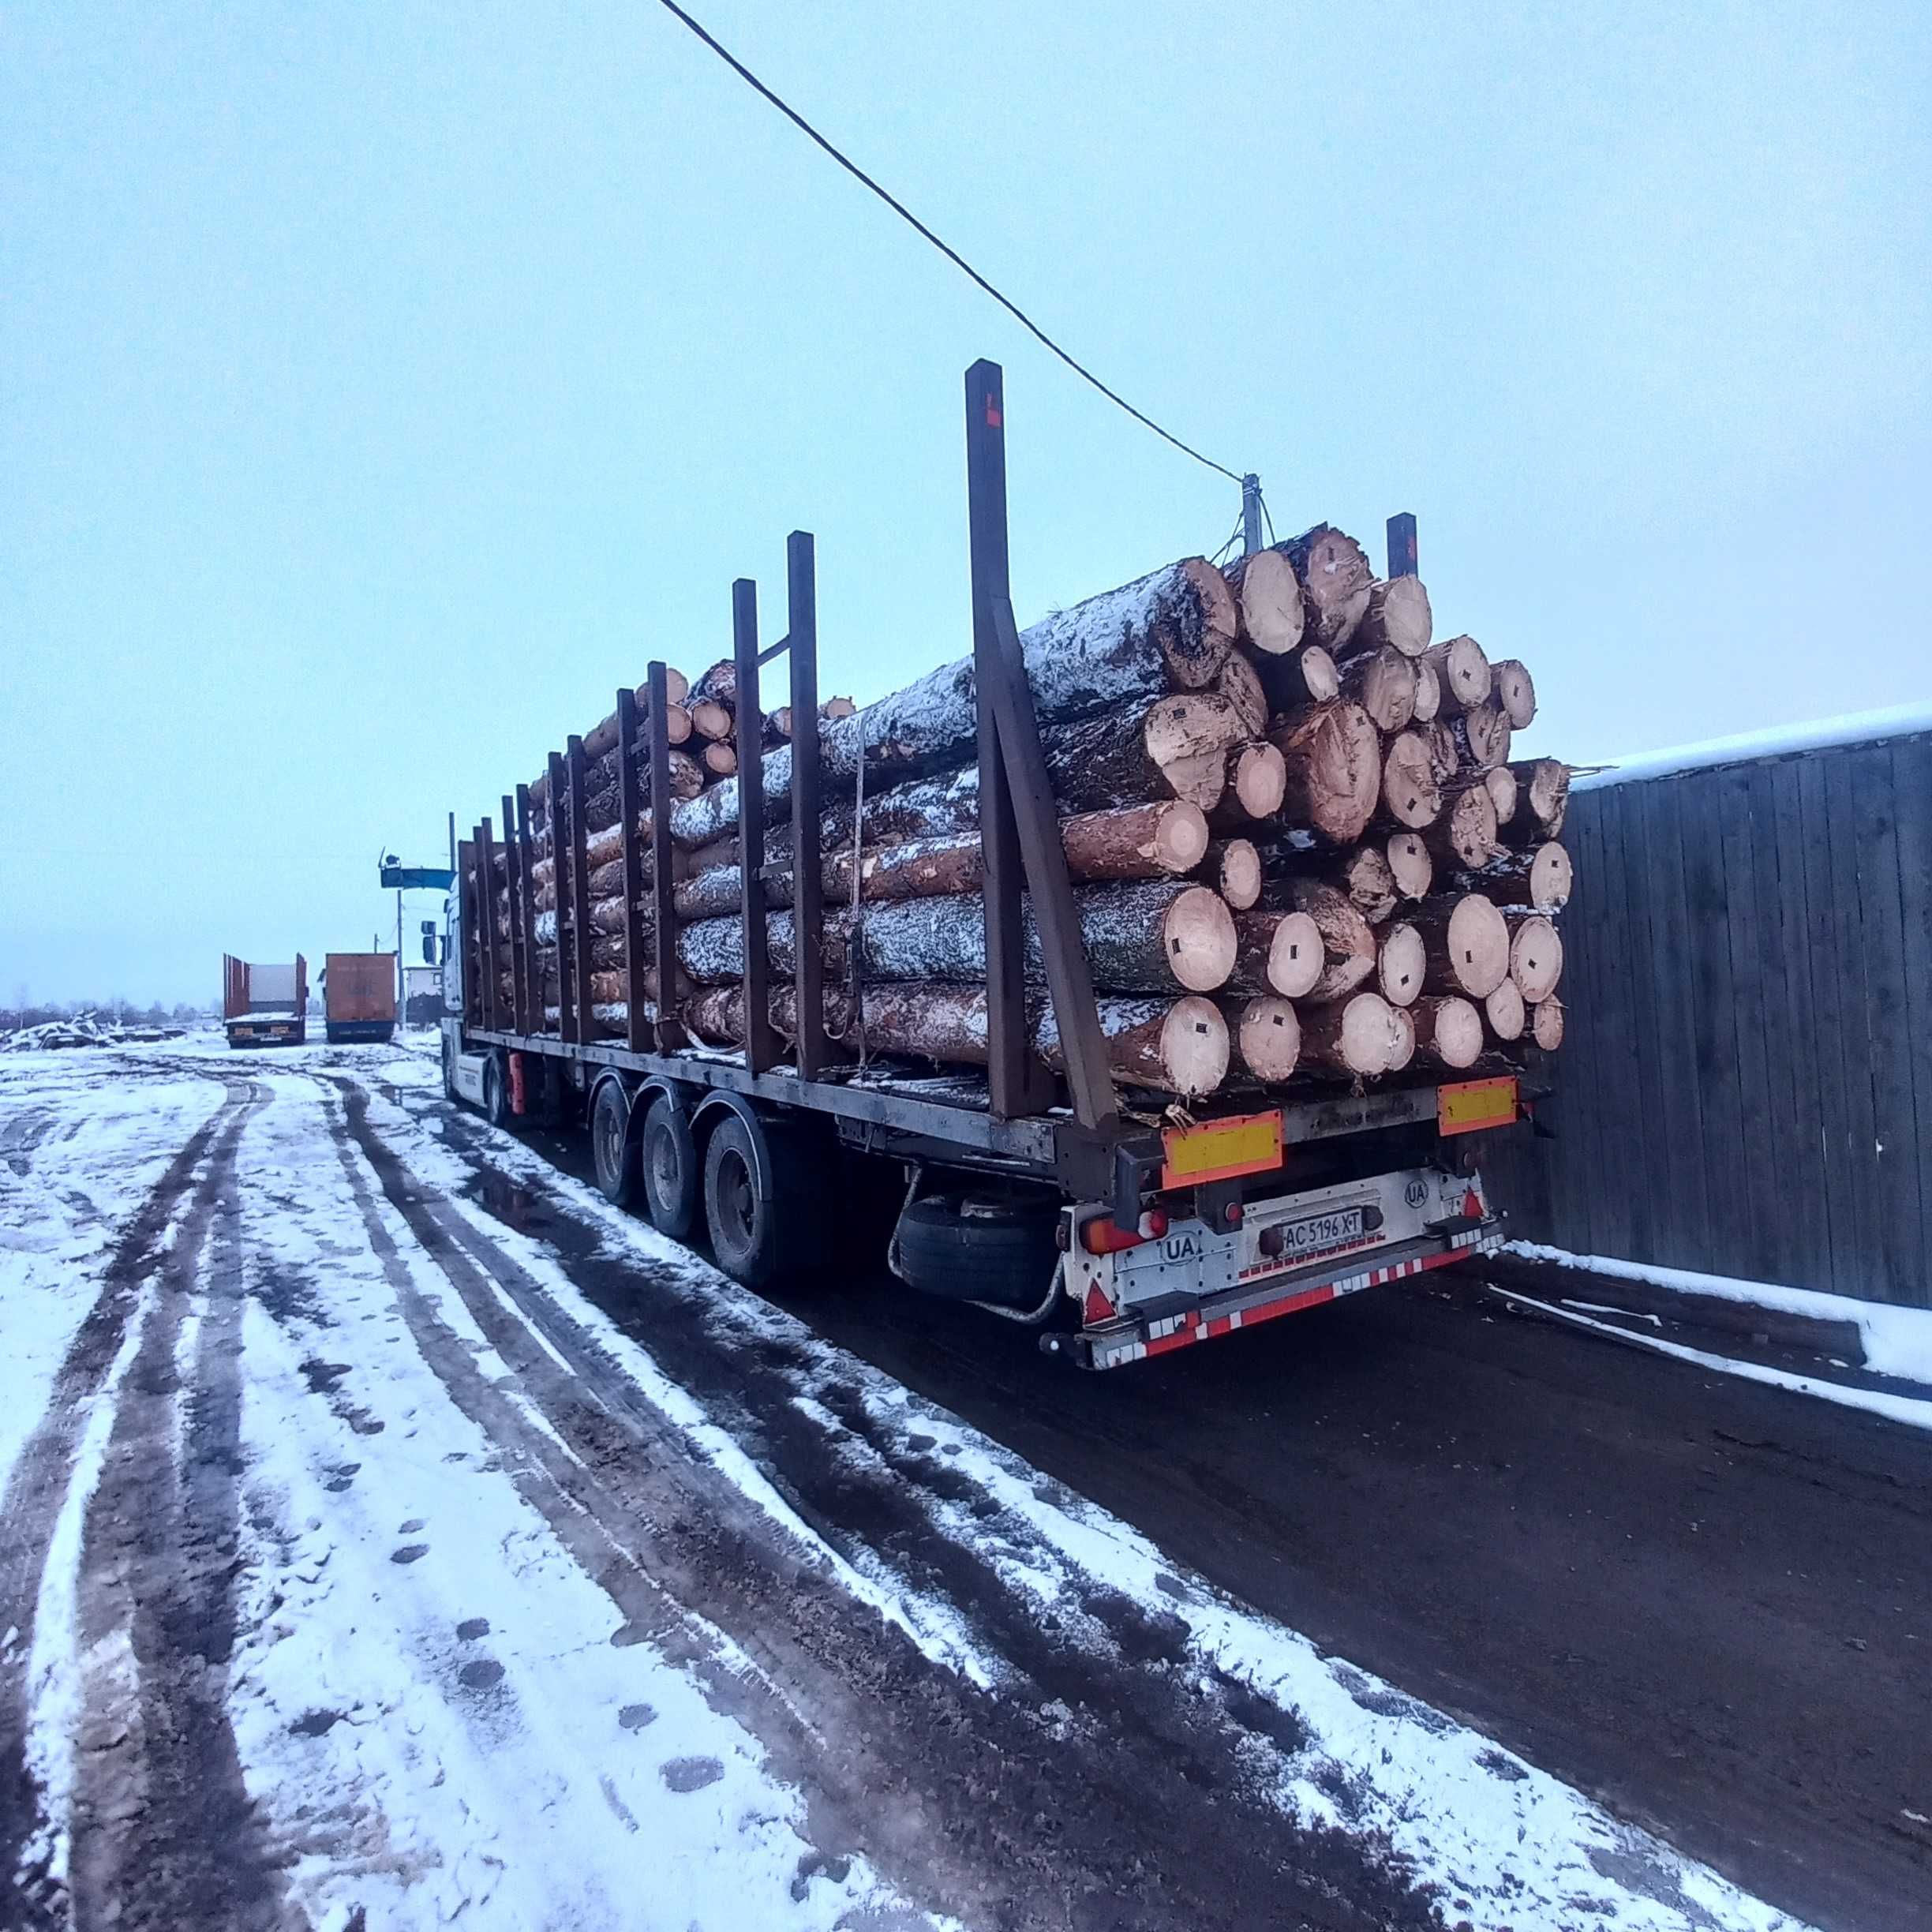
(223, 954, 308, 1049)
(323, 953, 398, 1044)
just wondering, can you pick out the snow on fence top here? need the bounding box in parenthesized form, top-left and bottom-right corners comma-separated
(1574, 699, 1932, 793)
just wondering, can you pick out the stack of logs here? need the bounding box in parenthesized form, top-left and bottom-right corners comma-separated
(487, 524, 1571, 1102)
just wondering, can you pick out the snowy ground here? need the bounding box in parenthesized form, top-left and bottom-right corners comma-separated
(0, 1034, 1834, 1930)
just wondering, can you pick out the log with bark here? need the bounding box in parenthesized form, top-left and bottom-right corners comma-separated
(1412, 892, 1511, 998)
(1271, 700, 1382, 844)
(1504, 759, 1571, 837)
(1216, 651, 1268, 734)
(1042, 694, 1245, 814)
(665, 554, 1239, 850)
(1256, 642, 1339, 713)
(1470, 841, 1571, 911)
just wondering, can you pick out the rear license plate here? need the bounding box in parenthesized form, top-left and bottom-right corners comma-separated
(1274, 1206, 1365, 1260)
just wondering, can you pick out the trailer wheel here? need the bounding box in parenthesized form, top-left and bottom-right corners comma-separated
(702, 1113, 827, 1289)
(893, 1191, 1060, 1310)
(641, 1095, 698, 1241)
(442, 1035, 458, 1101)
(481, 1052, 510, 1129)
(590, 1081, 640, 1208)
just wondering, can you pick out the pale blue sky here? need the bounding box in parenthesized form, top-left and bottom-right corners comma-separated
(4, 2, 1927, 1004)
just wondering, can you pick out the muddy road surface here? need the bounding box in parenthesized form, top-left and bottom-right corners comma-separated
(0, 1036, 1915, 1931)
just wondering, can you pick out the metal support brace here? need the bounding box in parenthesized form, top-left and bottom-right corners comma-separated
(965, 359, 1118, 1129)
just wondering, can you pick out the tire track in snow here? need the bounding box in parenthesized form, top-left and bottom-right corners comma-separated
(0, 1079, 250, 1928)
(334, 1081, 1440, 1932)
(62, 1084, 288, 1932)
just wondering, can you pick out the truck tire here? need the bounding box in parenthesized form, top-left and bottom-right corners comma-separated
(641, 1095, 698, 1241)
(702, 1113, 828, 1290)
(442, 1035, 458, 1101)
(893, 1191, 1060, 1309)
(590, 1081, 640, 1208)
(481, 1051, 510, 1129)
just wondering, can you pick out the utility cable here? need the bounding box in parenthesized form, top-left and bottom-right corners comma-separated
(650, 0, 1245, 485)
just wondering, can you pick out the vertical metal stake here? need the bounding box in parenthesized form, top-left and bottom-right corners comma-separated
(646, 664, 687, 1050)
(566, 736, 596, 1043)
(1241, 473, 1264, 556)
(616, 687, 651, 1052)
(787, 531, 833, 1077)
(1387, 512, 1418, 579)
(733, 579, 779, 1074)
(548, 754, 577, 1043)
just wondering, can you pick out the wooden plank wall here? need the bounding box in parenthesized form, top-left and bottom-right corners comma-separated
(1482, 728, 1932, 1308)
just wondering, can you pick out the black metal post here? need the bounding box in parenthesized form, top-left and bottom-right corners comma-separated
(1241, 473, 1264, 556)
(646, 663, 687, 1050)
(732, 578, 780, 1073)
(476, 820, 497, 1034)
(786, 530, 833, 1077)
(616, 687, 651, 1052)
(964, 359, 1115, 1126)
(1387, 512, 1418, 579)
(548, 754, 577, 1043)
(501, 793, 525, 1033)
(514, 784, 536, 1032)
(566, 735, 596, 1042)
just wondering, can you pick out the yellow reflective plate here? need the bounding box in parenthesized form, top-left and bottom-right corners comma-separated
(1438, 1076, 1518, 1136)
(1161, 1110, 1283, 1190)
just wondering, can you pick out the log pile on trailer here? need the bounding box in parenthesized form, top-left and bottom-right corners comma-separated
(473, 525, 1571, 1107)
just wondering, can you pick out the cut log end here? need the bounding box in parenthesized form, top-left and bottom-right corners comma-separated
(1530, 997, 1566, 1052)
(1241, 908, 1324, 999)
(1226, 740, 1287, 821)
(1386, 1004, 1417, 1073)
(1275, 700, 1382, 845)
(1483, 763, 1518, 825)
(1528, 841, 1573, 909)
(1160, 885, 1240, 993)
(1288, 526, 1375, 652)
(1301, 990, 1400, 1076)
(1422, 893, 1511, 999)
(1508, 913, 1563, 1002)
(1484, 976, 1526, 1043)
(1413, 995, 1484, 1070)
(1363, 575, 1432, 658)
(1232, 995, 1301, 1081)
(1377, 923, 1425, 1008)
(1214, 839, 1263, 911)
(1425, 635, 1492, 713)
(1380, 732, 1443, 830)
(1339, 645, 1417, 733)
(1156, 996, 1232, 1098)
(1410, 655, 1441, 724)
(1226, 548, 1305, 655)
(821, 695, 857, 721)
(1386, 831, 1433, 900)
(1428, 784, 1500, 872)
(1217, 651, 1269, 735)
(1492, 659, 1537, 730)
(1151, 801, 1211, 874)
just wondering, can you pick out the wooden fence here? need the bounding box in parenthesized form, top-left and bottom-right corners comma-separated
(1481, 715, 1932, 1309)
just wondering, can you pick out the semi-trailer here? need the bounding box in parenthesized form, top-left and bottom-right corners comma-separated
(223, 954, 308, 1048)
(323, 952, 399, 1044)
(440, 364, 1522, 1368)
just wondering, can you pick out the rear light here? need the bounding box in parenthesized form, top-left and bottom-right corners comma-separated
(1080, 1208, 1169, 1255)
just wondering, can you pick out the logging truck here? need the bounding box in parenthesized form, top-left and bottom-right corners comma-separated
(322, 952, 398, 1045)
(223, 954, 309, 1049)
(439, 361, 1535, 1368)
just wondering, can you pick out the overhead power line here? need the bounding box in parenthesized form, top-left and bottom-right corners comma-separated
(649, 0, 1246, 487)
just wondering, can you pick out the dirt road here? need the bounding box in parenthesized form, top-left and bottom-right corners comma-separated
(2, 1037, 1915, 1931)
